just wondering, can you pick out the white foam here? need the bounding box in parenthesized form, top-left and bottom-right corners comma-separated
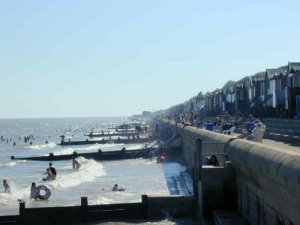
(0, 184, 30, 205)
(24, 142, 56, 150)
(90, 196, 115, 205)
(89, 143, 116, 150)
(126, 144, 145, 150)
(47, 160, 106, 189)
(0, 161, 17, 167)
(25, 145, 41, 150)
(53, 148, 75, 156)
(0, 160, 27, 167)
(46, 142, 56, 148)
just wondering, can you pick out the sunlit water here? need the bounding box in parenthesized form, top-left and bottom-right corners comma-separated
(0, 117, 188, 216)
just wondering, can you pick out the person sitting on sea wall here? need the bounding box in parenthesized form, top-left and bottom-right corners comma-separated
(206, 155, 219, 166)
(222, 111, 234, 123)
(243, 114, 255, 131)
(247, 120, 266, 143)
(3, 179, 11, 193)
(238, 118, 266, 143)
(203, 121, 214, 131)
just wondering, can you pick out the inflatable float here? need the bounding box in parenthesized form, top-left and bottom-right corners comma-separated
(36, 185, 51, 200)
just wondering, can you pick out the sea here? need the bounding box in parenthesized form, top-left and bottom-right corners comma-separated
(0, 117, 191, 222)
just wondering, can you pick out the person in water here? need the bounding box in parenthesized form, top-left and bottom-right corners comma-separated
(3, 180, 11, 193)
(72, 157, 81, 170)
(48, 162, 57, 180)
(112, 184, 125, 192)
(30, 182, 38, 200)
(43, 168, 54, 181)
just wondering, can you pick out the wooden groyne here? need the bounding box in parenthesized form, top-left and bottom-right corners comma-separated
(85, 131, 144, 138)
(10, 148, 154, 161)
(0, 195, 194, 225)
(57, 137, 151, 146)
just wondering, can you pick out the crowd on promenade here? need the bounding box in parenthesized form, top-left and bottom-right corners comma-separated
(158, 110, 266, 143)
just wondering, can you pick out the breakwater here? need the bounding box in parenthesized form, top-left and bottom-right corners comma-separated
(58, 137, 151, 146)
(10, 148, 154, 161)
(160, 120, 300, 225)
(0, 195, 194, 224)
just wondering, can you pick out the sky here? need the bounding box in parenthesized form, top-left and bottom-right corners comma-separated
(0, 0, 299, 118)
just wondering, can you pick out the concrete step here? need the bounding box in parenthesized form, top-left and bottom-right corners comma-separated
(173, 175, 189, 196)
(213, 210, 249, 225)
(168, 177, 180, 195)
(180, 171, 194, 196)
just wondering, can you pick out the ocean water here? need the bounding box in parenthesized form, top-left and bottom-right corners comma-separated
(0, 117, 189, 216)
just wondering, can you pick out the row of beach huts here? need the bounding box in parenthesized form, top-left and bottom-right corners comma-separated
(170, 61, 300, 119)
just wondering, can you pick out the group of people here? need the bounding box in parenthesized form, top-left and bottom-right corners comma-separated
(3, 145, 141, 202)
(3, 179, 39, 200)
(42, 162, 57, 181)
(3, 158, 82, 200)
(237, 114, 266, 142)
(177, 111, 202, 127)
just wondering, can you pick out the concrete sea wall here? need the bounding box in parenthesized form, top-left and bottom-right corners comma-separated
(160, 120, 300, 225)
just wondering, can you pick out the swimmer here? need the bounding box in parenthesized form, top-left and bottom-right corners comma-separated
(42, 168, 54, 181)
(72, 157, 81, 170)
(3, 180, 10, 193)
(112, 184, 125, 192)
(48, 162, 57, 180)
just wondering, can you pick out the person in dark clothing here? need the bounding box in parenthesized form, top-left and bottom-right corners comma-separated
(3, 180, 10, 193)
(48, 162, 57, 180)
(206, 155, 219, 166)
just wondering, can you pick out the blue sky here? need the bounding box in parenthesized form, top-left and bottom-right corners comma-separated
(0, 0, 299, 118)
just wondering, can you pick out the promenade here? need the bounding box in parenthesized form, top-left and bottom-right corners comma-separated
(262, 138, 300, 153)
